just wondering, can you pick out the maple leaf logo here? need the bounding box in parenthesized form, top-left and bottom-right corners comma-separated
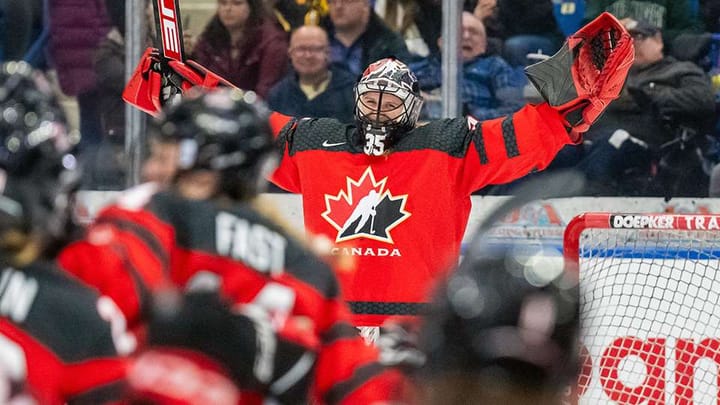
(322, 167, 411, 243)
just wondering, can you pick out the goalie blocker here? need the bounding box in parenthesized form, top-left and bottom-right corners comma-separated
(122, 47, 237, 116)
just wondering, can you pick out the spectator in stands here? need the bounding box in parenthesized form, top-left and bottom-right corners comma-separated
(575, 19, 716, 196)
(192, 0, 289, 98)
(701, 0, 720, 32)
(85, 0, 156, 190)
(584, 0, 703, 50)
(482, 0, 564, 67)
(268, 24, 356, 122)
(263, 0, 308, 32)
(470, 0, 497, 21)
(410, 0, 443, 56)
(321, 0, 413, 75)
(374, 0, 432, 57)
(464, 0, 503, 56)
(95, 0, 153, 142)
(300, 0, 330, 25)
(47, 0, 111, 152)
(410, 12, 526, 121)
(0, 0, 44, 63)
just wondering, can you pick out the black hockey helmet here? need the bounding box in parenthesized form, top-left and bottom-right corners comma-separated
(418, 243, 579, 398)
(354, 58, 423, 155)
(149, 88, 278, 200)
(0, 61, 79, 263)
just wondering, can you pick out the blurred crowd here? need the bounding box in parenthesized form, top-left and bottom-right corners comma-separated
(2, 0, 720, 198)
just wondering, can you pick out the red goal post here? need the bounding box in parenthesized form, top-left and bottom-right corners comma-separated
(563, 212, 720, 404)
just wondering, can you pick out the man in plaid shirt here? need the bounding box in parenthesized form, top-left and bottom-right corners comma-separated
(410, 11, 526, 121)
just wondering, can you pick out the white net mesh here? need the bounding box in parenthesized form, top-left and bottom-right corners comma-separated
(569, 217, 720, 404)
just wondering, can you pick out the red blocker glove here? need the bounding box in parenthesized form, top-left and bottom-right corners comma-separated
(122, 47, 238, 117)
(524, 12, 634, 141)
(122, 47, 163, 116)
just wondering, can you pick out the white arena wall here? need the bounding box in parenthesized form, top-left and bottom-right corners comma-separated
(74, 191, 720, 248)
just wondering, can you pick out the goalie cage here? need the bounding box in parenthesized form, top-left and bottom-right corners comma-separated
(563, 212, 720, 404)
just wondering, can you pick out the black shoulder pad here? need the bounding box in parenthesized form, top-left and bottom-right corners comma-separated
(393, 118, 473, 157)
(287, 118, 358, 155)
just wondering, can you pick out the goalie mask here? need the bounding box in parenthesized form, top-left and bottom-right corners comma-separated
(354, 58, 423, 156)
(150, 88, 278, 200)
(418, 243, 579, 396)
(0, 61, 79, 263)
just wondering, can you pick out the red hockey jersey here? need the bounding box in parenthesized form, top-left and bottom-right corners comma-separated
(271, 103, 572, 326)
(0, 262, 129, 405)
(59, 185, 403, 404)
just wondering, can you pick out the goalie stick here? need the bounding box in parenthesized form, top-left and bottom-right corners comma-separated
(123, 0, 237, 116)
(152, 0, 186, 63)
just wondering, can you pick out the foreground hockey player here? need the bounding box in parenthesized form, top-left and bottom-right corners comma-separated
(0, 61, 310, 405)
(122, 12, 634, 328)
(413, 241, 580, 405)
(59, 89, 404, 404)
(0, 61, 131, 404)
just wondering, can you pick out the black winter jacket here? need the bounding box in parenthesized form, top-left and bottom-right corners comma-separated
(267, 65, 357, 123)
(587, 56, 716, 147)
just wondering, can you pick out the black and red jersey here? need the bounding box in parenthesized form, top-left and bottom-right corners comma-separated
(59, 185, 404, 404)
(0, 261, 128, 405)
(271, 103, 573, 326)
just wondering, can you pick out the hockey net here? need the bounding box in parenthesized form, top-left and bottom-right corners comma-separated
(563, 212, 720, 404)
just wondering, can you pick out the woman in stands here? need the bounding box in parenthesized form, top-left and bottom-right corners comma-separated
(192, 0, 288, 98)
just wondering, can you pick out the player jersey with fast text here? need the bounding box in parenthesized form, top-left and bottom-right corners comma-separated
(59, 186, 404, 404)
(0, 261, 128, 405)
(271, 103, 572, 326)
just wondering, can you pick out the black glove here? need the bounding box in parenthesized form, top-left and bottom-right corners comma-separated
(376, 321, 427, 371)
(147, 291, 316, 403)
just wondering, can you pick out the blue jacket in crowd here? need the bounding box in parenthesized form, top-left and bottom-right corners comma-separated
(410, 54, 527, 121)
(267, 65, 357, 123)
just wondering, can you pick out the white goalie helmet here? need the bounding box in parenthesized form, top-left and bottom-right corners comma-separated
(354, 58, 424, 155)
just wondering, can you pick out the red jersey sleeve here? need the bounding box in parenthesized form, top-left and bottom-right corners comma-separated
(459, 102, 573, 194)
(269, 111, 292, 136)
(58, 205, 176, 327)
(58, 240, 145, 327)
(271, 118, 303, 193)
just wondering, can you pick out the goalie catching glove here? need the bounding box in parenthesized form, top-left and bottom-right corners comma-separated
(122, 47, 238, 116)
(525, 12, 634, 142)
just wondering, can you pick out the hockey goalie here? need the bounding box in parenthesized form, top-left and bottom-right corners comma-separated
(117, 8, 634, 402)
